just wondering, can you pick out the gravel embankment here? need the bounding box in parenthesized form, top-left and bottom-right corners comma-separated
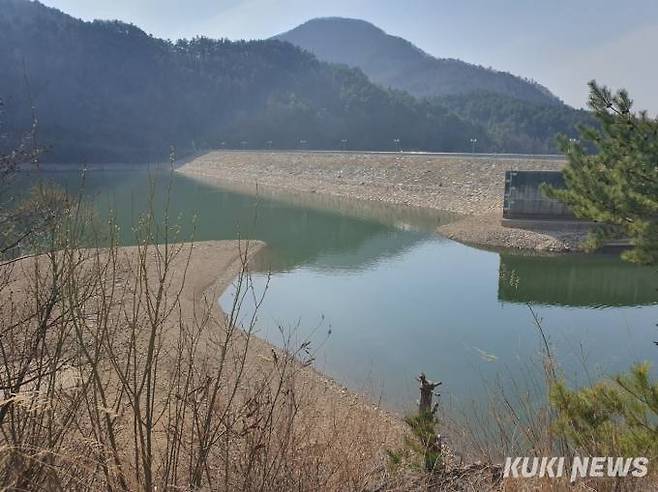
(179, 151, 585, 252)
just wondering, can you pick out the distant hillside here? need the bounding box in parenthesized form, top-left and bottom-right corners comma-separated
(435, 91, 594, 154)
(277, 17, 560, 105)
(1, 2, 591, 161)
(0, 1, 488, 162)
(277, 17, 593, 153)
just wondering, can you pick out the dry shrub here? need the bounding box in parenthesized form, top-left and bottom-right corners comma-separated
(0, 195, 404, 490)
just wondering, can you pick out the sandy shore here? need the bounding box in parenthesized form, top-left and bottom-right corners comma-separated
(184, 240, 405, 435)
(3, 240, 409, 488)
(137, 239, 404, 434)
(178, 151, 586, 252)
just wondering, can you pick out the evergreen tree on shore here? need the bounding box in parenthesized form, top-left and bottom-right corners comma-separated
(545, 81, 658, 264)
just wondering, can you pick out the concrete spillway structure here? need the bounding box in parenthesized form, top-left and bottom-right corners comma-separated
(501, 170, 595, 233)
(500, 170, 633, 250)
(502, 170, 573, 220)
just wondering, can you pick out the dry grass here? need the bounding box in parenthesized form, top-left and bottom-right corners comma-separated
(0, 219, 408, 490)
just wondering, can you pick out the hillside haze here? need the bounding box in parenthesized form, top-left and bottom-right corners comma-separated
(1, 1, 589, 162)
(277, 17, 559, 105)
(278, 17, 593, 154)
(0, 0, 490, 162)
(3, 0, 507, 162)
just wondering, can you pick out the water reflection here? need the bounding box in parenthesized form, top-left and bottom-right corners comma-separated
(31, 170, 456, 273)
(499, 253, 658, 308)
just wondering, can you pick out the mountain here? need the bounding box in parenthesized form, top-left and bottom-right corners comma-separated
(277, 17, 594, 153)
(276, 17, 560, 106)
(1, 1, 590, 161)
(0, 0, 492, 162)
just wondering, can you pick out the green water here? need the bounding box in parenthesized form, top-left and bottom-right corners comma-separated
(24, 169, 658, 412)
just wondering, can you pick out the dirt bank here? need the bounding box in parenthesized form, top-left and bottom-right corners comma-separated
(184, 240, 406, 440)
(178, 151, 586, 252)
(2, 240, 409, 489)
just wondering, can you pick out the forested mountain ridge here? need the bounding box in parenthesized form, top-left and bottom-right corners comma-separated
(276, 17, 560, 106)
(0, 0, 490, 162)
(277, 17, 593, 154)
(1, 1, 588, 162)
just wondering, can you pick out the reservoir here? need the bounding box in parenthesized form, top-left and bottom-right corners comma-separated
(28, 169, 658, 413)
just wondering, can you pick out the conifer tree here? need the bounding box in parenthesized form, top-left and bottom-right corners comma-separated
(544, 81, 658, 264)
(551, 363, 658, 459)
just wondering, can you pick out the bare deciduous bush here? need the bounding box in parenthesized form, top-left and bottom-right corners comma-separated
(0, 108, 402, 488)
(0, 174, 404, 490)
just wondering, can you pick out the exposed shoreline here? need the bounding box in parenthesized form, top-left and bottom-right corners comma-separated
(181, 241, 406, 439)
(178, 150, 587, 252)
(4, 240, 409, 487)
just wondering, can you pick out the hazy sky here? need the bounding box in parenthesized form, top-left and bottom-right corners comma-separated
(40, 0, 658, 113)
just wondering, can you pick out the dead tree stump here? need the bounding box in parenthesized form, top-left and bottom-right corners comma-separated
(417, 373, 443, 472)
(417, 373, 441, 415)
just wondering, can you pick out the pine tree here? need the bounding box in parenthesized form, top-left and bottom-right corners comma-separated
(544, 81, 658, 264)
(550, 363, 658, 459)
